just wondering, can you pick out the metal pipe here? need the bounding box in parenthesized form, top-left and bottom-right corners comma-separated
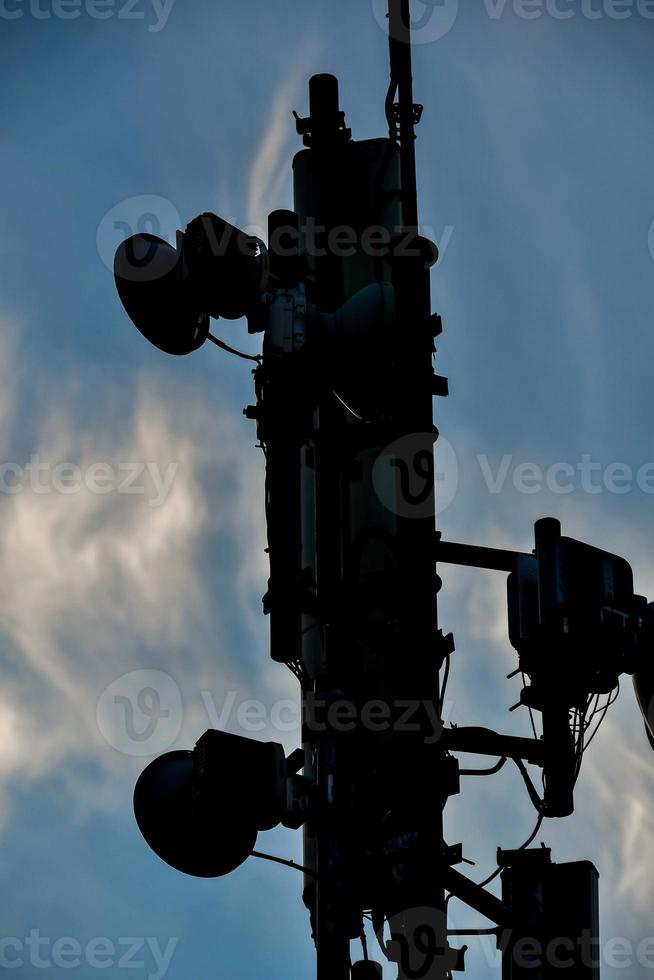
(388, 0, 419, 229)
(443, 866, 513, 927)
(441, 728, 545, 767)
(436, 540, 530, 574)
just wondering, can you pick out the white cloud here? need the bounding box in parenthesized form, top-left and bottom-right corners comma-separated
(0, 326, 279, 821)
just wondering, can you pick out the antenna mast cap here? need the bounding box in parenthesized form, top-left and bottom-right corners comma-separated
(294, 73, 351, 147)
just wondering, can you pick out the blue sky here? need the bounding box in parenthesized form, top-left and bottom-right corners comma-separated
(1, 1, 654, 977)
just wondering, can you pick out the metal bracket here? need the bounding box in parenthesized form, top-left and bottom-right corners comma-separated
(393, 102, 423, 125)
(265, 285, 308, 358)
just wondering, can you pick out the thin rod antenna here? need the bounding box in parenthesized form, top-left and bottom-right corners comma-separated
(251, 849, 318, 878)
(388, 0, 419, 229)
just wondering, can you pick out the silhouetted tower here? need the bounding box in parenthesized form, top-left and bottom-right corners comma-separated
(114, 3, 654, 978)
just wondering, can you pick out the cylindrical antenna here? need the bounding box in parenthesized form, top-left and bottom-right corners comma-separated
(309, 73, 349, 147)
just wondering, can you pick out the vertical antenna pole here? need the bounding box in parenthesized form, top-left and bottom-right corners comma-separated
(388, 0, 419, 229)
(385, 4, 450, 979)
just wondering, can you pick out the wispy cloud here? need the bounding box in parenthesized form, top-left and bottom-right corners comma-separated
(246, 39, 322, 228)
(0, 324, 280, 822)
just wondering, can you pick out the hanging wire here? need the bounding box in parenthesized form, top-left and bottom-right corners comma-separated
(512, 757, 544, 812)
(360, 923, 370, 962)
(475, 812, 544, 891)
(332, 389, 370, 423)
(207, 332, 262, 362)
(445, 809, 545, 919)
(571, 689, 613, 782)
(385, 76, 399, 139)
(439, 652, 451, 714)
(520, 671, 539, 740)
(583, 683, 620, 753)
(444, 675, 620, 918)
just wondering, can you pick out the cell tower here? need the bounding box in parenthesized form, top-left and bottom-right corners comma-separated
(114, 3, 654, 977)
